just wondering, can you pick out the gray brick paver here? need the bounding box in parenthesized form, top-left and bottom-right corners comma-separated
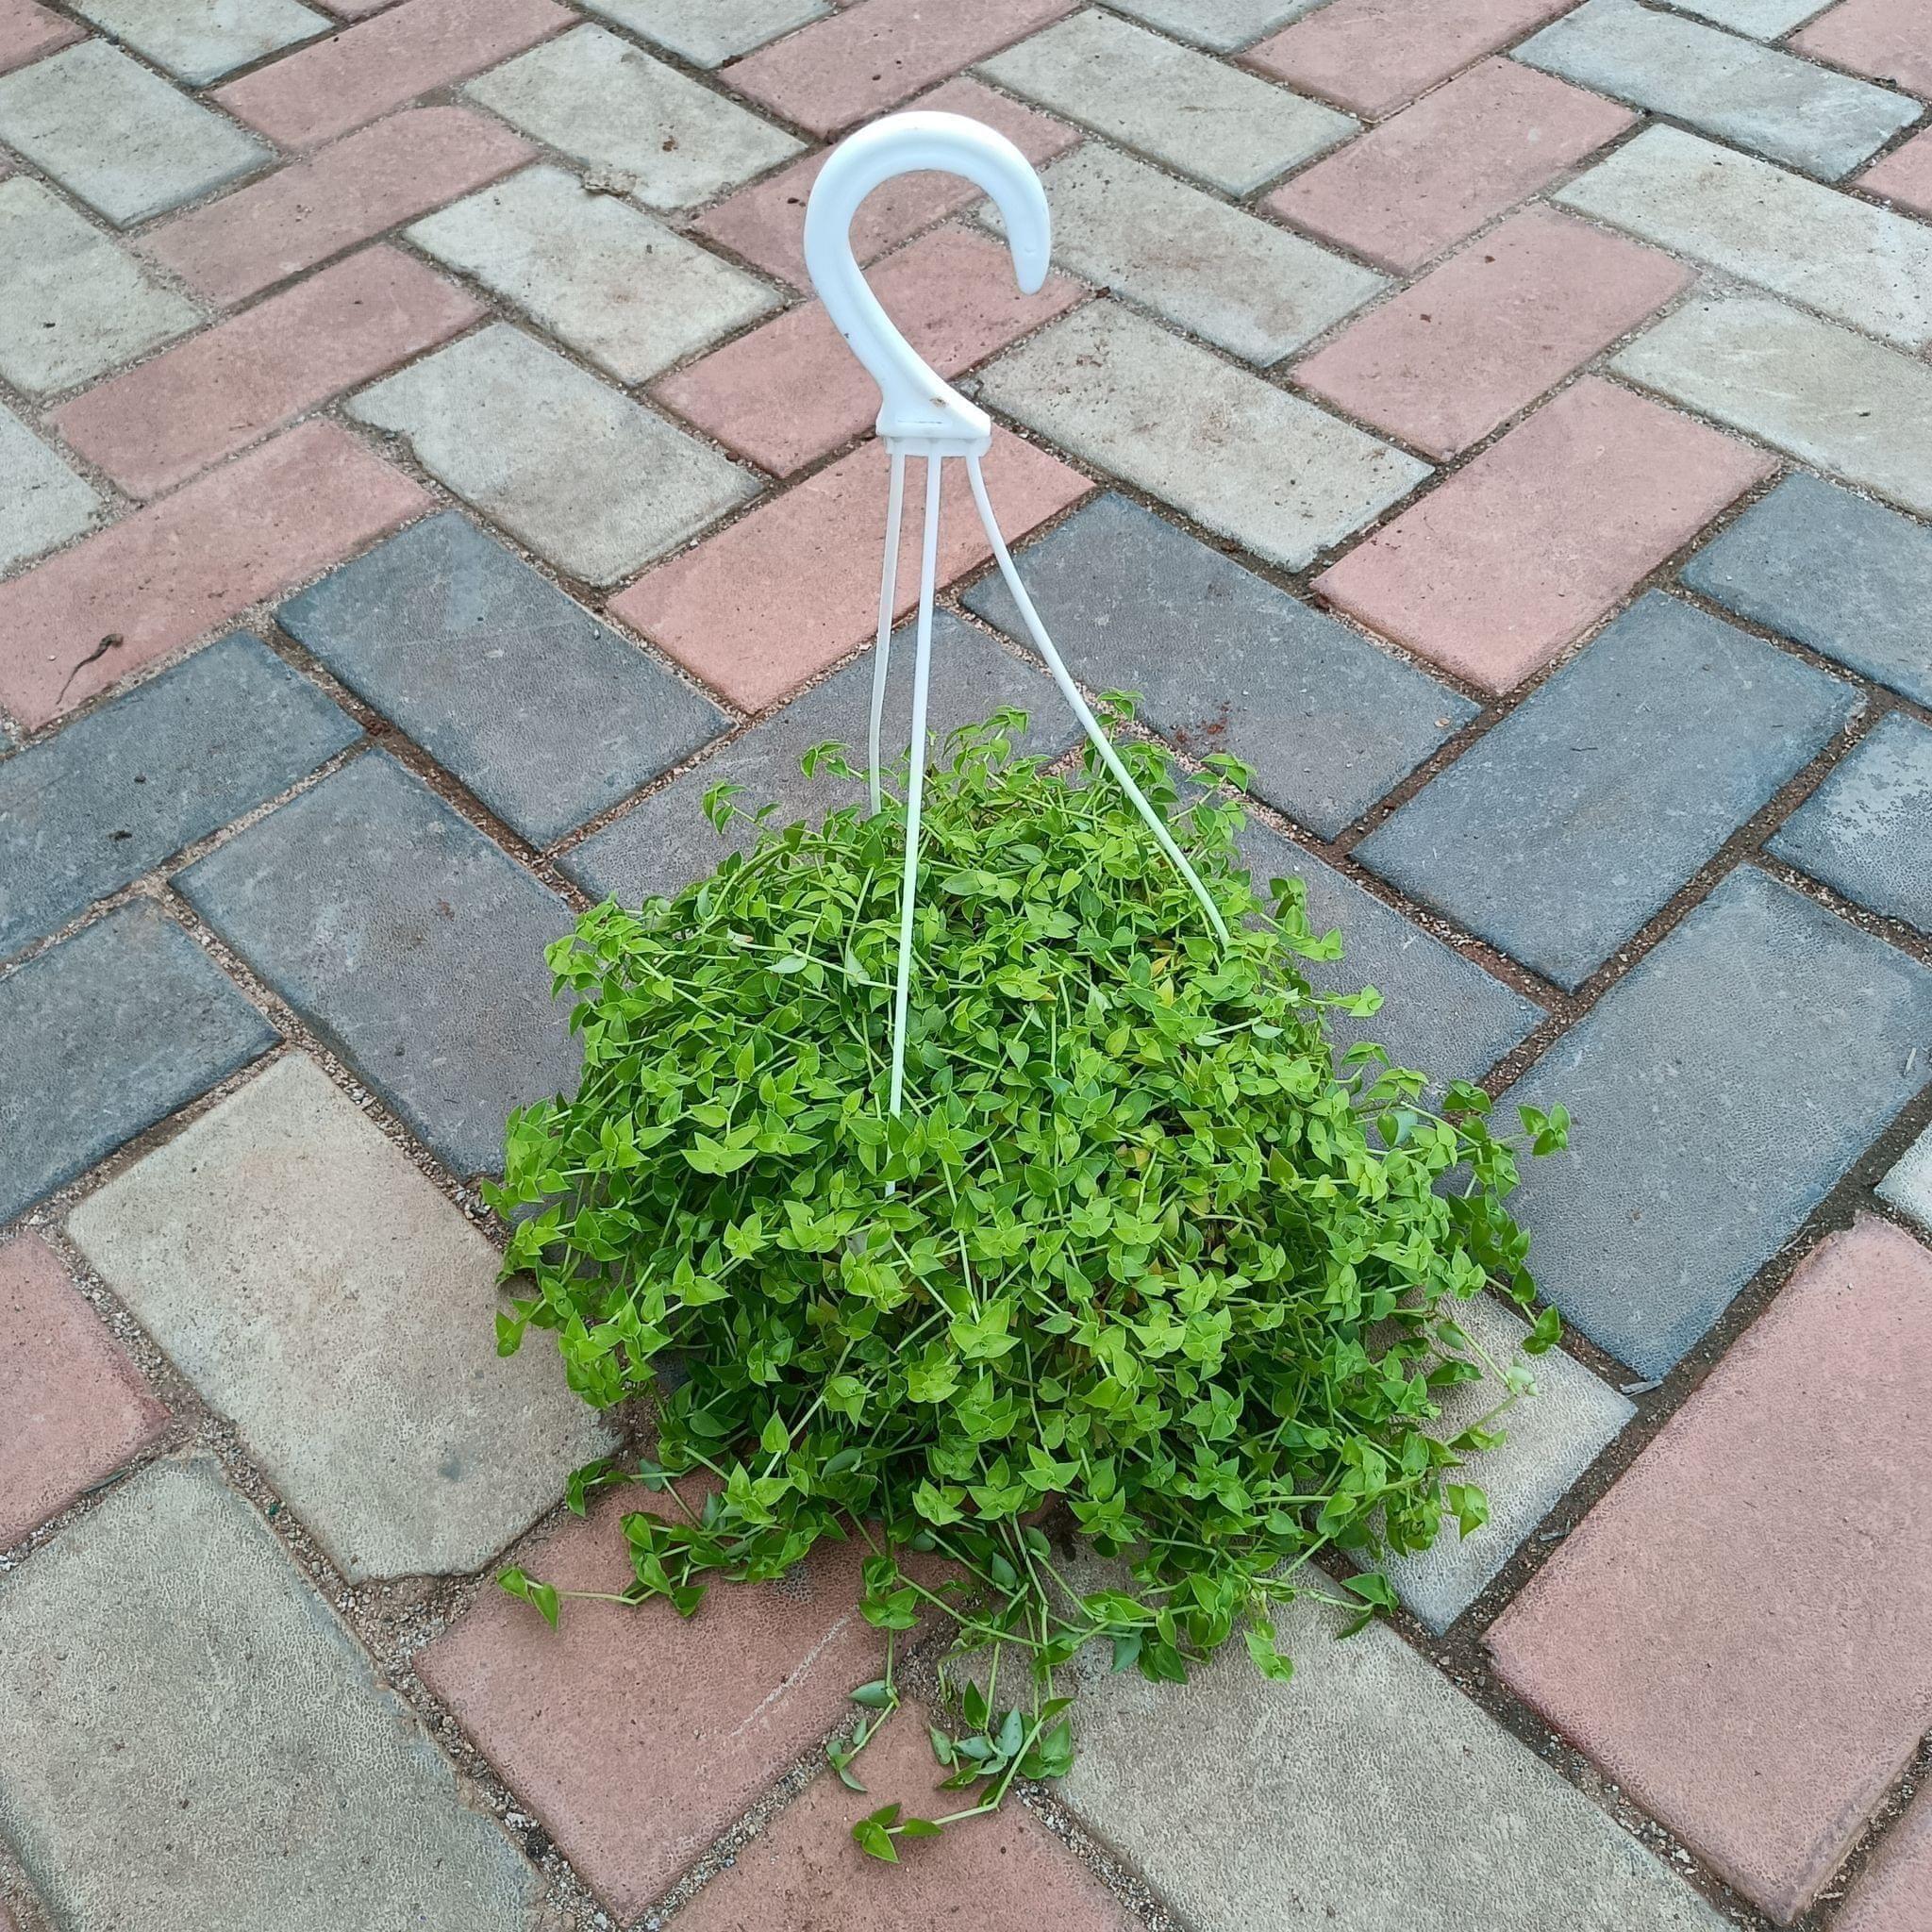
(71, 0, 330, 85)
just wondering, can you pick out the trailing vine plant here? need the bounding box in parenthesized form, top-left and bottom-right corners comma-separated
(489, 707, 1568, 1858)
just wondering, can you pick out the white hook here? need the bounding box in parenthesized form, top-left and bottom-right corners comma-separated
(803, 110, 1051, 452)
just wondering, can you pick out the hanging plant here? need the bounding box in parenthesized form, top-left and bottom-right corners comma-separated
(489, 708, 1567, 1858)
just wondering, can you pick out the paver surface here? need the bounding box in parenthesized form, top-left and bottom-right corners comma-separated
(4, 2, 1931, 1926)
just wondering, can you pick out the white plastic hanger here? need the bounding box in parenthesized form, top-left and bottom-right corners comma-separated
(802, 110, 1228, 1120)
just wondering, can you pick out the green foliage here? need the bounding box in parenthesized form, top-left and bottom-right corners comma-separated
(486, 707, 1567, 1857)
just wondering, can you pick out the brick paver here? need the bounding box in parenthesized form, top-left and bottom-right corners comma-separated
(0, 421, 429, 730)
(214, 0, 572, 149)
(609, 426, 1090, 710)
(1878, 1123, 1932, 1231)
(1680, 0, 1833, 29)
(51, 246, 483, 499)
(0, 632, 358, 956)
(69, 1054, 612, 1579)
(73, 0, 329, 85)
(658, 224, 1080, 475)
(1858, 125, 1932, 214)
(176, 752, 579, 1176)
(1313, 377, 1773, 691)
(139, 106, 537, 307)
(1102, 0, 1329, 49)
(1355, 592, 1859, 988)
(1768, 711, 1932, 935)
(0, 0, 81, 72)
(1793, 0, 1932, 100)
(981, 8, 1357, 194)
(0, 902, 276, 1225)
(1501, 868, 1932, 1372)
(277, 510, 725, 845)
(1290, 207, 1688, 459)
(0, 1234, 167, 1549)
(0, 1457, 544, 1930)
(1837, 1789, 1932, 1932)
(417, 1488, 909, 1920)
(587, 0, 828, 67)
(1246, 0, 1572, 117)
(1487, 1214, 1932, 1921)
(962, 492, 1474, 839)
(0, 402, 98, 572)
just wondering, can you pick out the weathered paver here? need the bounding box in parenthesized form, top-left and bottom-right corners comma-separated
(71, 0, 329, 85)
(1291, 208, 1689, 459)
(693, 75, 1078, 292)
(69, 1055, 613, 1580)
(0, 1234, 167, 1550)
(1794, 0, 1932, 101)
(1680, 473, 1932, 710)
(417, 1487, 908, 1921)
(0, 1457, 544, 1931)
(608, 428, 1090, 711)
(0, 39, 268, 225)
(656, 225, 1081, 475)
(1356, 593, 1860, 990)
(215, 0, 571, 149)
(1837, 1789, 1932, 1932)
(1266, 56, 1634, 275)
(0, 421, 429, 731)
(176, 751, 579, 1176)
(408, 164, 779, 385)
(348, 324, 758, 588)
(1500, 867, 1932, 1374)
(1556, 125, 1932, 350)
(139, 106, 536, 307)
(0, 0, 80, 72)
(564, 612, 1078, 902)
(722, 0, 1074, 136)
(51, 246, 483, 499)
(585, 0, 827, 66)
(1513, 0, 1920, 180)
(980, 301, 1430, 572)
(0, 903, 275, 1225)
(980, 8, 1357, 195)
(1486, 1215, 1932, 1923)
(1674, 0, 1832, 29)
(1878, 1121, 1932, 1232)
(1246, 0, 1571, 116)
(1233, 816, 1542, 1091)
(1768, 711, 1932, 935)
(0, 403, 97, 573)
(277, 511, 726, 846)
(466, 24, 803, 209)
(962, 493, 1474, 840)
(675, 1706, 1138, 1932)
(0, 176, 199, 397)
(1615, 294, 1932, 518)
(1313, 378, 1773, 692)
(0, 632, 359, 958)
(993, 142, 1385, 366)
(1376, 1292, 1632, 1635)
(1098, 0, 1327, 49)
(1055, 1590, 1724, 1932)
(1858, 125, 1932, 215)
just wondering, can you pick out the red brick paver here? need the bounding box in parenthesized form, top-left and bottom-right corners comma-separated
(418, 1490, 906, 1921)
(1291, 208, 1690, 459)
(609, 427, 1091, 712)
(1837, 1788, 1932, 1932)
(656, 225, 1082, 476)
(140, 108, 536, 308)
(214, 0, 572, 149)
(722, 0, 1075, 137)
(1266, 58, 1635, 273)
(1245, 0, 1573, 117)
(0, 423, 428, 729)
(52, 247, 483, 499)
(0, 1235, 168, 1550)
(675, 1703, 1139, 1932)
(693, 76, 1078, 291)
(1312, 375, 1773, 691)
(1487, 1216, 1932, 1923)
(1858, 126, 1932, 215)
(1794, 0, 1932, 102)
(0, 0, 80, 74)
